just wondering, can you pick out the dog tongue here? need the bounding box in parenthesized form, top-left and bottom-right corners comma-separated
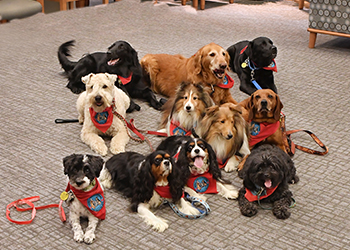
(107, 59, 119, 66)
(264, 179, 272, 188)
(194, 157, 204, 168)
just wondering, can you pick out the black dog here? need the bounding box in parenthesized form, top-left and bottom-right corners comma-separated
(227, 37, 277, 95)
(237, 144, 299, 219)
(58, 40, 164, 112)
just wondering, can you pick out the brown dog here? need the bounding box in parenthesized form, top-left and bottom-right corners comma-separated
(237, 89, 285, 171)
(141, 43, 237, 105)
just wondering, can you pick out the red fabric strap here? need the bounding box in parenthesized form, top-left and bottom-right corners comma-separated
(154, 185, 184, 199)
(245, 185, 279, 202)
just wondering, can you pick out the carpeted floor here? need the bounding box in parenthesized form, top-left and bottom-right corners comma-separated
(1, 0, 349, 249)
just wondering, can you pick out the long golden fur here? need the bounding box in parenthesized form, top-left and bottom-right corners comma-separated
(141, 43, 237, 105)
(196, 103, 250, 172)
(160, 82, 213, 135)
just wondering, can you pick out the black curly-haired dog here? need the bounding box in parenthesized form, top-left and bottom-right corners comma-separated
(237, 144, 299, 219)
(58, 40, 163, 112)
(157, 136, 239, 200)
(227, 37, 277, 95)
(99, 150, 200, 232)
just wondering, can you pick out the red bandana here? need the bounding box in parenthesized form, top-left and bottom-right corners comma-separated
(65, 178, 106, 220)
(216, 74, 234, 89)
(89, 106, 113, 133)
(217, 158, 228, 169)
(154, 185, 184, 199)
(249, 121, 280, 147)
(244, 185, 279, 202)
(169, 120, 192, 136)
(118, 73, 133, 85)
(186, 171, 218, 194)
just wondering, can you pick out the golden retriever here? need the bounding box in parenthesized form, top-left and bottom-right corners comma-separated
(141, 43, 237, 105)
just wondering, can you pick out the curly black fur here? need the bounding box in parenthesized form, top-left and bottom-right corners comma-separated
(238, 144, 299, 219)
(104, 150, 184, 212)
(63, 154, 104, 181)
(58, 40, 163, 112)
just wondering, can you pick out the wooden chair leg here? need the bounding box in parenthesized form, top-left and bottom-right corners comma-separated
(299, 0, 304, 10)
(181, 0, 186, 6)
(59, 0, 67, 10)
(192, 0, 198, 9)
(200, 0, 205, 10)
(36, 0, 45, 12)
(69, 2, 74, 9)
(1, 19, 8, 23)
(76, 0, 86, 8)
(103, 0, 109, 4)
(308, 32, 317, 48)
(229, 0, 234, 3)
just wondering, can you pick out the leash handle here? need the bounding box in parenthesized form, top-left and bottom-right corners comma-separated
(286, 129, 329, 155)
(6, 196, 66, 224)
(55, 119, 79, 123)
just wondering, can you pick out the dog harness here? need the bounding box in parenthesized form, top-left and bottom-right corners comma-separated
(154, 185, 184, 199)
(244, 184, 279, 202)
(187, 171, 218, 194)
(169, 119, 192, 136)
(240, 45, 277, 90)
(249, 121, 280, 147)
(89, 106, 113, 133)
(64, 178, 106, 220)
(117, 73, 133, 85)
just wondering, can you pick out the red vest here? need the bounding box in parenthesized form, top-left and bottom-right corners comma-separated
(187, 172, 218, 194)
(169, 120, 192, 136)
(154, 185, 184, 199)
(244, 185, 278, 202)
(249, 121, 280, 147)
(66, 178, 106, 220)
(89, 106, 113, 133)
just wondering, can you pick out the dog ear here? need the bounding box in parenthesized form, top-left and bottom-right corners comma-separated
(104, 73, 117, 84)
(194, 82, 213, 108)
(224, 50, 231, 71)
(81, 73, 94, 85)
(247, 95, 255, 121)
(192, 52, 202, 75)
(205, 141, 222, 180)
(273, 94, 283, 120)
(87, 155, 104, 178)
(63, 154, 78, 175)
(245, 41, 253, 58)
(226, 103, 242, 114)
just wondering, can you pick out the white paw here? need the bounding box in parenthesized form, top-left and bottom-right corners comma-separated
(144, 217, 169, 232)
(224, 156, 240, 172)
(179, 201, 201, 216)
(92, 144, 108, 156)
(110, 146, 125, 155)
(83, 231, 96, 244)
(73, 230, 84, 243)
(218, 184, 239, 199)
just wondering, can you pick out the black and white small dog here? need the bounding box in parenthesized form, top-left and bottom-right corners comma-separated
(157, 136, 239, 200)
(62, 154, 105, 244)
(227, 37, 278, 95)
(238, 144, 299, 219)
(99, 150, 200, 232)
(58, 40, 163, 112)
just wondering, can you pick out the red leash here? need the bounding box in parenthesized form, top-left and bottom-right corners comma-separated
(6, 196, 66, 224)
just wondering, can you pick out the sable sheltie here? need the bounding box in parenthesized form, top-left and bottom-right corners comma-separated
(196, 103, 250, 172)
(159, 82, 213, 136)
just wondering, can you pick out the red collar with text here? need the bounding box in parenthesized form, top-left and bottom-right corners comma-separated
(89, 106, 113, 133)
(169, 120, 192, 136)
(249, 120, 280, 147)
(154, 185, 184, 199)
(66, 178, 106, 220)
(187, 171, 217, 194)
(216, 74, 234, 89)
(244, 185, 279, 202)
(118, 73, 133, 85)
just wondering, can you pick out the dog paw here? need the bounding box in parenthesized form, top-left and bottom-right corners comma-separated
(91, 144, 108, 156)
(179, 201, 201, 216)
(218, 184, 239, 199)
(73, 230, 84, 243)
(224, 156, 240, 172)
(273, 207, 291, 219)
(110, 146, 125, 155)
(240, 204, 258, 217)
(144, 217, 169, 232)
(83, 232, 96, 244)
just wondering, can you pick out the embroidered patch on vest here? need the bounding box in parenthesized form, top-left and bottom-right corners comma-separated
(193, 177, 209, 193)
(251, 121, 261, 136)
(88, 194, 104, 212)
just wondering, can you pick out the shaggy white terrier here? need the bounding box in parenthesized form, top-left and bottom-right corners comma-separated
(77, 73, 130, 156)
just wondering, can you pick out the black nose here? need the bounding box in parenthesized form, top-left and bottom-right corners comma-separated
(95, 95, 102, 102)
(163, 160, 170, 166)
(194, 149, 200, 154)
(186, 106, 191, 110)
(219, 63, 227, 69)
(261, 100, 267, 107)
(271, 46, 277, 56)
(76, 180, 85, 186)
(227, 134, 233, 140)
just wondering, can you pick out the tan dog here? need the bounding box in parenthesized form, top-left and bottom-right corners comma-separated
(196, 103, 250, 172)
(76, 73, 130, 156)
(141, 43, 237, 105)
(237, 89, 285, 171)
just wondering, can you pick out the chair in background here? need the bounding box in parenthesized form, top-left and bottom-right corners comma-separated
(308, 0, 350, 48)
(0, 0, 42, 23)
(182, 0, 234, 10)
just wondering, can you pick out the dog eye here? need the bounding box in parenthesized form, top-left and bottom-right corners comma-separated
(255, 95, 260, 100)
(85, 168, 90, 173)
(103, 85, 108, 89)
(222, 52, 226, 56)
(193, 96, 198, 100)
(154, 158, 162, 165)
(198, 144, 205, 149)
(209, 52, 215, 57)
(221, 120, 225, 123)
(188, 145, 193, 151)
(90, 85, 93, 89)
(268, 94, 273, 99)
(184, 96, 188, 99)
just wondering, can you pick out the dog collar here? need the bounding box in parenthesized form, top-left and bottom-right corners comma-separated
(89, 106, 114, 133)
(65, 178, 106, 220)
(169, 119, 192, 136)
(216, 74, 234, 89)
(117, 72, 133, 85)
(217, 158, 228, 169)
(249, 120, 280, 147)
(187, 171, 218, 194)
(244, 184, 279, 202)
(154, 185, 185, 199)
(240, 45, 277, 72)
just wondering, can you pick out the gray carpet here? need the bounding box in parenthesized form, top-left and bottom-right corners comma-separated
(1, 0, 349, 249)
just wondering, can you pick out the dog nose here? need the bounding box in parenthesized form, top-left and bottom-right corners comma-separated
(163, 160, 170, 167)
(226, 134, 233, 140)
(261, 100, 267, 107)
(186, 106, 191, 111)
(95, 95, 102, 102)
(271, 46, 277, 56)
(219, 63, 227, 69)
(76, 180, 85, 186)
(194, 149, 200, 154)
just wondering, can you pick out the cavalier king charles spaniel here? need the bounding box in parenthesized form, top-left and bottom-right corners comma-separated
(157, 136, 239, 200)
(99, 150, 200, 232)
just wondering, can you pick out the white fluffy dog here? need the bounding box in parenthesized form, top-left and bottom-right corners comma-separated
(77, 73, 130, 156)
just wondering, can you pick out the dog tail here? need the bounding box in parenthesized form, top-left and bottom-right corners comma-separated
(58, 40, 78, 72)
